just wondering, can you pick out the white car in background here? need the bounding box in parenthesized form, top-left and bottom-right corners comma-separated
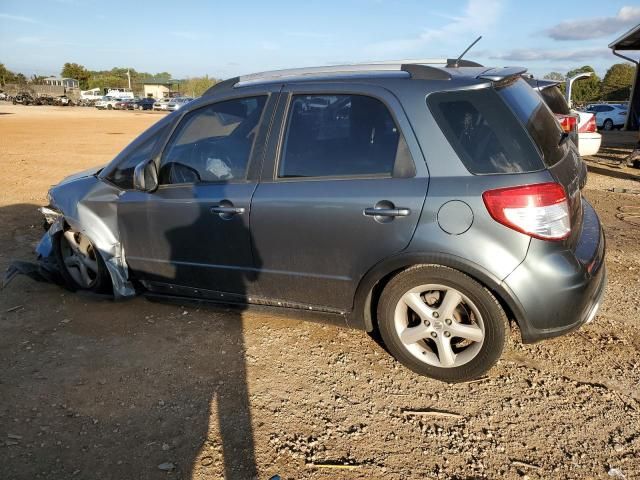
(585, 103, 628, 131)
(95, 97, 122, 110)
(574, 111, 601, 157)
(167, 97, 193, 112)
(153, 98, 172, 111)
(527, 77, 601, 157)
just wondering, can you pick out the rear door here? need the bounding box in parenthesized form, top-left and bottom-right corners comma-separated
(250, 83, 429, 312)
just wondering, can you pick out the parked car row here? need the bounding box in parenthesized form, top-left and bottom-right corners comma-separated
(154, 97, 194, 111)
(94, 96, 194, 112)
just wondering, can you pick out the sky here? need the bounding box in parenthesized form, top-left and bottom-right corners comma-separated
(0, 0, 638, 80)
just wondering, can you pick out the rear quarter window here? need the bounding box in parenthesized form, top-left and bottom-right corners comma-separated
(427, 88, 544, 174)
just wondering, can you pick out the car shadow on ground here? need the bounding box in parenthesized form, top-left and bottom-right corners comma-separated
(0, 202, 260, 479)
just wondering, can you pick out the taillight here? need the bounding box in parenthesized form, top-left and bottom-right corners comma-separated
(579, 115, 597, 133)
(555, 114, 577, 133)
(482, 183, 571, 241)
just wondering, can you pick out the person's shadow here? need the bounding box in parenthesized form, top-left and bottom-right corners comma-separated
(0, 199, 262, 480)
(159, 187, 260, 480)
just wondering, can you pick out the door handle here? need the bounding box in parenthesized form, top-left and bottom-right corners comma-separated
(210, 206, 245, 215)
(363, 207, 410, 217)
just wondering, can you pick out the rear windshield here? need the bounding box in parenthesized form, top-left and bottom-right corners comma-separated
(427, 86, 543, 174)
(539, 86, 570, 115)
(497, 79, 566, 167)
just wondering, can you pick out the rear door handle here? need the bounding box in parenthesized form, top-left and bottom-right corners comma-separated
(363, 207, 410, 217)
(210, 206, 245, 215)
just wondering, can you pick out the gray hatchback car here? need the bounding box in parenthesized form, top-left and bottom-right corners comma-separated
(37, 60, 606, 382)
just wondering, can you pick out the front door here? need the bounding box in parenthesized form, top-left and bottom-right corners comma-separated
(118, 93, 275, 298)
(250, 85, 429, 311)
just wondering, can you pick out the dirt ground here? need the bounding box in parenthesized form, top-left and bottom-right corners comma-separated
(0, 103, 639, 480)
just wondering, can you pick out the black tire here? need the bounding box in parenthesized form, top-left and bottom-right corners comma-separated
(107, 104, 112, 110)
(603, 119, 614, 131)
(376, 264, 508, 382)
(53, 230, 111, 293)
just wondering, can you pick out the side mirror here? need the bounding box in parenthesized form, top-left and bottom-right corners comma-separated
(133, 159, 158, 192)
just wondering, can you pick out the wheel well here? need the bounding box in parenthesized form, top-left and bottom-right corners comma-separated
(365, 263, 521, 338)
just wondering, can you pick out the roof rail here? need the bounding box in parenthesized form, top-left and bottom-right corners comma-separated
(401, 64, 451, 81)
(477, 66, 527, 82)
(203, 58, 485, 93)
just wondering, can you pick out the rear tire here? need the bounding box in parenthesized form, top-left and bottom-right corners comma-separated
(54, 229, 111, 293)
(376, 265, 508, 382)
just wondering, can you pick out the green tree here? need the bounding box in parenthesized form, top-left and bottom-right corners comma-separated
(544, 71, 565, 81)
(181, 75, 218, 97)
(566, 65, 601, 105)
(0, 63, 18, 85)
(601, 63, 635, 101)
(61, 62, 90, 89)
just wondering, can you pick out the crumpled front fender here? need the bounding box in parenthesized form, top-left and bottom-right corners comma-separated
(41, 175, 136, 298)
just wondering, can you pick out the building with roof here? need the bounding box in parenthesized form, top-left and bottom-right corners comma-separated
(141, 79, 181, 99)
(609, 24, 640, 130)
(43, 77, 79, 89)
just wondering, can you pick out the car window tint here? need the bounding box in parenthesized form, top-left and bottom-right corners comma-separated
(279, 94, 403, 178)
(428, 86, 544, 174)
(159, 96, 267, 185)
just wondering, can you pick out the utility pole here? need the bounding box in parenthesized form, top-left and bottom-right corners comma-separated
(126, 69, 131, 90)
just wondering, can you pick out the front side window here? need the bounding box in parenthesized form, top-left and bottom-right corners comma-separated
(278, 94, 406, 178)
(106, 124, 169, 189)
(159, 96, 267, 185)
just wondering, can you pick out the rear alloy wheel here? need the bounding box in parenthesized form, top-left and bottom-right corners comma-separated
(55, 229, 110, 292)
(603, 119, 614, 131)
(377, 265, 508, 382)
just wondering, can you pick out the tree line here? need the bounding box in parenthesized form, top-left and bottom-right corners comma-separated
(1, 61, 635, 102)
(0, 62, 220, 98)
(543, 63, 636, 105)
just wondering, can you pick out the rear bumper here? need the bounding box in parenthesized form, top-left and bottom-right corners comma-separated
(502, 199, 607, 343)
(578, 132, 602, 157)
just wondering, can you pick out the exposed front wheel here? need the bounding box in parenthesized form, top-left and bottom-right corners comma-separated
(377, 265, 508, 382)
(603, 119, 614, 131)
(54, 229, 110, 293)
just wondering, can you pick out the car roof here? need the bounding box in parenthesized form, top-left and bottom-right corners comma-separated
(202, 60, 527, 96)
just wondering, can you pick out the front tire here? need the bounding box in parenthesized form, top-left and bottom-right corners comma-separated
(603, 119, 614, 131)
(377, 265, 508, 382)
(54, 229, 111, 293)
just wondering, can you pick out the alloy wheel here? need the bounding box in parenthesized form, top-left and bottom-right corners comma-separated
(393, 284, 485, 368)
(60, 230, 100, 289)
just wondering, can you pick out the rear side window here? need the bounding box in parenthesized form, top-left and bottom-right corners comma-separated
(279, 94, 411, 178)
(428, 88, 543, 174)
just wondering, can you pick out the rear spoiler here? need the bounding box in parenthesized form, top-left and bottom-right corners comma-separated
(477, 67, 528, 82)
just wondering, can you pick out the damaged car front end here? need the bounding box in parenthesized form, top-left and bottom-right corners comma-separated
(37, 170, 136, 298)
